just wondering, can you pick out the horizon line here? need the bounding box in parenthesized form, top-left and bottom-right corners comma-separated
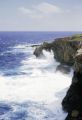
(0, 31, 82, 32)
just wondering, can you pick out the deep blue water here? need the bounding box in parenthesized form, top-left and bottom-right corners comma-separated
(0, 31, 81, 76)
(0, 31, 81, 120)
(0, 31, 81, 46)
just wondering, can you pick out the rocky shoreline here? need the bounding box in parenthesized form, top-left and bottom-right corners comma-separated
(33, 34, 82, 120)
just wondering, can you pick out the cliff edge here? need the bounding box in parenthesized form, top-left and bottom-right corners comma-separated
(33, 34, 82, 120)
(34, 34, 82, 65)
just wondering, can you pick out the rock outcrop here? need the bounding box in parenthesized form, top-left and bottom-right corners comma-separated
(56, 64, 71, 74)
(33, 34, 82, 120)
(74, 48, 82, 73)
(62, 48, 82, 120)
(34, 36, 82, 65)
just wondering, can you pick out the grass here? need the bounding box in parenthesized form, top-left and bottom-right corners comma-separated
(71, 34, 82, 41)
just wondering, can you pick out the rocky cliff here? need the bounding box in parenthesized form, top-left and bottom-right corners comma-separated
(33, 34, 82, 120)
(34, 35, 82, 65)
(62, 48, 82, 120)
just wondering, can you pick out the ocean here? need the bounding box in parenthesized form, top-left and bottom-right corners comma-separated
(0, 31, 80, 120)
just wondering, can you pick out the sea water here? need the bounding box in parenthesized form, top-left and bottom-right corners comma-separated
(0, 31, 79, 120)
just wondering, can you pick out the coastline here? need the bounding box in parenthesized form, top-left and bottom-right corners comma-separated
(33, 34, 82, 119)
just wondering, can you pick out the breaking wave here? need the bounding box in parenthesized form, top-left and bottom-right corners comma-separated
(0, 44, 73, 120)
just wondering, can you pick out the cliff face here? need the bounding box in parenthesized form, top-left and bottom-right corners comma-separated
(62, 49, 82, 120)
(34, 36, 82, 65)
(33, 34, 82, 120)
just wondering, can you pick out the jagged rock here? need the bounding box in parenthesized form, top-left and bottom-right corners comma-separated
(33, 47, 43, 57)
(52, 40, 78, 65)
(62, 72, 82, 110)
(33, 34, 82, 120)
(34, 36, 82, 65)
(56, 64, 71, 74)
(74, 48, 82, 73)
(62, 48, 82, 120)
(33, 42, 52, 57)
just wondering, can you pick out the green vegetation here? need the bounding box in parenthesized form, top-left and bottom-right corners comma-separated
(71, 34, 82, 41)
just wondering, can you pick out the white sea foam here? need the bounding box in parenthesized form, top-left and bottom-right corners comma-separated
(0, 45, 73, 119)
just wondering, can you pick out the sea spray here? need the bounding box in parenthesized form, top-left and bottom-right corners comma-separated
(0, 45, 73, 119)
